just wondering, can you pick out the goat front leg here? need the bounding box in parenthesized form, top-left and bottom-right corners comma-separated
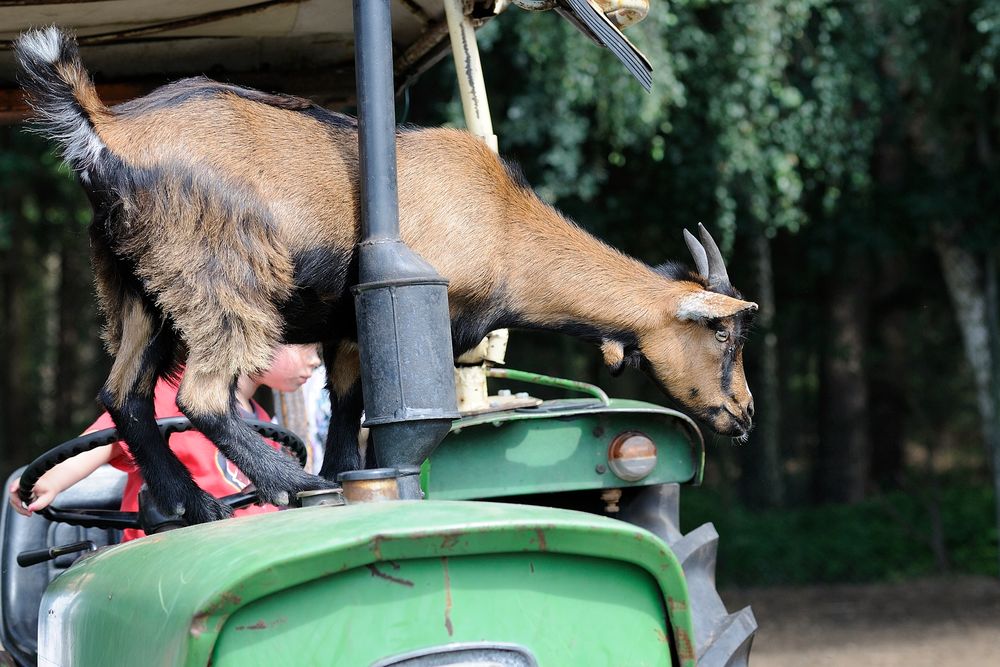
(101, 300, 232, 523)
(177, 362, 335, 508)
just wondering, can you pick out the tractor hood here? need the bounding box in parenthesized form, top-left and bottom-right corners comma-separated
(38, 500, 698, 666)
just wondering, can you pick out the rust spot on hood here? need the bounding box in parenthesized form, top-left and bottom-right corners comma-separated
(190, 591, 244, 638)
(442, 556, 453, 636)
(235, 620, 266, 631)
(371, 534, 391, 560)
(440, 532, 461, 549)
(206, 592, 242, 613)
(673, 626, 695, 663)
(367, 564, 414, 587)
(234, 617, 286, 631)
(190, 613, 209, 638)
(196, 591, 244, 619)
(534, 529, 547, 551)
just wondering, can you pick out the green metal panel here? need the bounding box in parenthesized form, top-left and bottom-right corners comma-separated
(213, 553, 671, 666)
(426, 399, 705, 500)
(37, 501, 698, 667)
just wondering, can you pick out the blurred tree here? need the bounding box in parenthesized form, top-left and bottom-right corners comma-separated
(0, 126, 103, 471)
(874, 0, 1000, 574)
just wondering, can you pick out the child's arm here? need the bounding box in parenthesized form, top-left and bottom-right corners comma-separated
(7, 443, 122, 516)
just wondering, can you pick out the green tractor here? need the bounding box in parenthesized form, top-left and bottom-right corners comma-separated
(0, 1, 756, 665)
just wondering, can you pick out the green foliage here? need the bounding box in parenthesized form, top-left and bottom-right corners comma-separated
(882, 0, 1000, 249)
(445, 1, 885, 249)
(674, 1, 881, 238)
(421, 0, 999, 254)
(971, 0, 1000, 86)
(681, 482, 999, 586)
(466, 9, 680, 203)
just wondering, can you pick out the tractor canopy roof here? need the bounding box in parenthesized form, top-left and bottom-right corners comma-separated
(0, 0, 481, 123)
(0, 0, 652, 124)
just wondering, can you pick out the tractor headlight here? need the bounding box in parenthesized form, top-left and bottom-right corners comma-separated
(607, 431, 657, 482)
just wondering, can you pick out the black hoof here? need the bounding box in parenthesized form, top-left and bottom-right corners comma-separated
(184, 490, 235, 524)
(256, 471, 338, 507)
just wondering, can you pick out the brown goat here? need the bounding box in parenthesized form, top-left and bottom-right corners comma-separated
(16, 27, 757, 523)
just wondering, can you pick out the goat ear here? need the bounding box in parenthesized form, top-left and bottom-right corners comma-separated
(675, 291, 758, 322)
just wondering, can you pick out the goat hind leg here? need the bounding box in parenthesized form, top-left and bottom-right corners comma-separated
(101, 303, 232, 523)
(318, 380, 365, 480)
(318, 341, 365, 480)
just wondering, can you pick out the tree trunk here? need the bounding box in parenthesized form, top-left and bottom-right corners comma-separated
(933, 227, 1000, 576)
(983, 247, 1000, 580)
(867, 250, 910, 492)
(817, 247, 871, 504)
(0, 246, 15, 471)
(934, 230, 998, 462)
(54, 239, 81, 438)
(988, 251, 1000, 579)
(868, 309, 908, 490)
(739, 232, 784, 508)
(0, 210, 27, 470)
(867, 98, 908, 491)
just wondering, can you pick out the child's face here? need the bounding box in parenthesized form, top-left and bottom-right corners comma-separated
(258, 344, 322, 393)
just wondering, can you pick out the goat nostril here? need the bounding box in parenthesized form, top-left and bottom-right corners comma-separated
(747, 400, 755, 419)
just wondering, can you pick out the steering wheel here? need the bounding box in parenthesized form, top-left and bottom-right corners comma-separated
(17, 416, 309, 531)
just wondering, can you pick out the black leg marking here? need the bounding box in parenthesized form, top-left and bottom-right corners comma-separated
(318, 381, 365, 480)
(183, 403, 335, 506)
(101, 389, 232, 523)
(100, 320, 231, 524)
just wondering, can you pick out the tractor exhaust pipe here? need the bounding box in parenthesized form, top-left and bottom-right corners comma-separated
(350, 0, 459, 471)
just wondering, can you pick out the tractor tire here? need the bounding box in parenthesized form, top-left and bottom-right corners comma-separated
(620, 484, 756, 667)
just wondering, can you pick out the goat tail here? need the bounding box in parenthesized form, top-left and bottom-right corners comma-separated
(15, 27, 108, 172)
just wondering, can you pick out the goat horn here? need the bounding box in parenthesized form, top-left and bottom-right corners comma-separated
(683, 229, 709, 278)
(697, 222, 731, 287)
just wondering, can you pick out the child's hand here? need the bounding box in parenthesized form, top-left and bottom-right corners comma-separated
(7, 477, 58, 516)
(6, 444, 116, 518)
(7, 478, 29, 516)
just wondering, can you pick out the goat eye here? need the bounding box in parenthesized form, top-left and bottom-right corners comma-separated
(715, 330, 729, 343)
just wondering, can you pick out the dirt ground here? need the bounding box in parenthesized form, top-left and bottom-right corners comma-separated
(722, 575, 1000, 666)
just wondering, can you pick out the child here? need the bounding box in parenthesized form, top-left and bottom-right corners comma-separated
(7, 343, 323, 541)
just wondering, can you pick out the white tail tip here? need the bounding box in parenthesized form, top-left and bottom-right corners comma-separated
(18, 27, 64, 64)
